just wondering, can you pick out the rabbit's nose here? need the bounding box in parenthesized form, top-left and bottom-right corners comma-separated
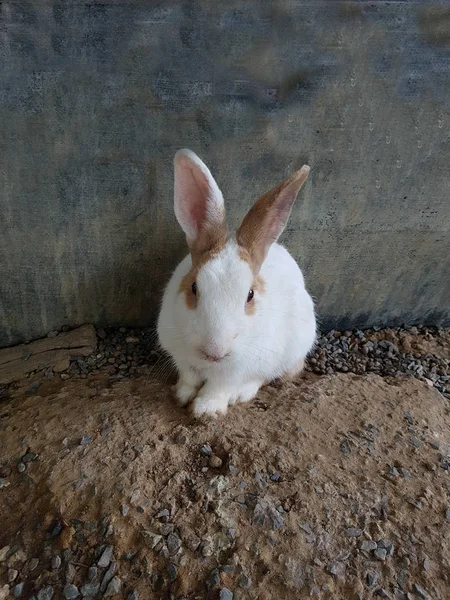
(199, 346, 228, 363)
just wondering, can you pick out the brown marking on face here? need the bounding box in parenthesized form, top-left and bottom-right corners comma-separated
(179, 235, 228, 310)
(237, 166, 310, 272)
(244, 274, 265, 316)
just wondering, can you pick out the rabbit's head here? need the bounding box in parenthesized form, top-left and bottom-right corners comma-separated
(172, 149, 309, 366)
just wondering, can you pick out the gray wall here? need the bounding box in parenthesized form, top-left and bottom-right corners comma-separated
(1, 0, 449, 348)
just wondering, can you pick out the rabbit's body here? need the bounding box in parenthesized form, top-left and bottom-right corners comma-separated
(157, 149, 316, 416)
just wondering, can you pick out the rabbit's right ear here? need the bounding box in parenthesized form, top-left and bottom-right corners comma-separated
(174, 149, 228, 262)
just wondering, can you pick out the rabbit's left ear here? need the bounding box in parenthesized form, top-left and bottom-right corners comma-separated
(174, 149, 228, 263)
(237, 165, 310, 272)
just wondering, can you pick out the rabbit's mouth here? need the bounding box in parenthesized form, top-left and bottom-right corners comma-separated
(199, 349, 231, 364)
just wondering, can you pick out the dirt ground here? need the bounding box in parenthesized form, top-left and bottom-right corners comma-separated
(1, 362, 450, 599)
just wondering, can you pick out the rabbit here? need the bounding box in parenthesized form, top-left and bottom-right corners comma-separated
(157, 149, 316, 417)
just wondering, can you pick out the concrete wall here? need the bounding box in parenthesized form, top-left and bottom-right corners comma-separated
(1, 1, 449, 348)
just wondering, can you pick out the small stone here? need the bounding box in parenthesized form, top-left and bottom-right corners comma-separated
(47, 520, 64, 539)
(97, 545, 113, 568)
(37, 587, 54, 600)
(104, 577, 121, 597)
(167, 533, 181, 554)
(65, 563, 76, 583)
(63, 584, 80, 599)
(400, 468, 412, 478)
(80, 435, 93, 446)
(160, 523, 174, 536)
(88, 566, 97, 582)
(219, 589, 233, 600)
(270, 472, 281, 482)
(375, 589, 390, 599)
(17, 463, 26, 473)
(141, 530, 162, 549)
(127, 593, 138, 600)
(155, 508, 170, 520)
(238, 573, 251, 589)
(22, 451, 38, 462)
(445, 507, 450, 521)
(412, 584, 430, 599)
(13, 583, 24, 598)
(168, 563, 177, 582)
(29, 558, 39, 571)
(80, 582, 100, 597)
(52, 555, 61, 570)
(361, 540, 377, 552)
(366, 572, 379, 586)
(340, 440, 351, 455)
(0, 546, 10, 561)
(346, 527, 362, 537)
(8, 569, 18, 583)
(209, 455, 223, 468)
(100, 561, 116, 592)
(374, 548, 387, 561)
(120, 504, 128, 517)
(201, 444, 212, 457)
(0, 478, 10, 489)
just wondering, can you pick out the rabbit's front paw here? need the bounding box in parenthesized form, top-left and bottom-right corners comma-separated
(172, 382, 198, 407)
(192, 395, 228, 417)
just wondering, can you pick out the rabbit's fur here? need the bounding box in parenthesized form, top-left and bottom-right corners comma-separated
(157, 149, 316, 416)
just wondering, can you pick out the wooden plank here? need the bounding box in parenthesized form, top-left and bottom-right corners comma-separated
(0, 325, 97, 385)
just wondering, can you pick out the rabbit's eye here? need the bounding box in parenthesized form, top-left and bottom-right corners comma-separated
(191, 282, 197, 295)
(247, 289, 254, 303)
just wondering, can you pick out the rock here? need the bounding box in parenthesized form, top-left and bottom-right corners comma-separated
(445, 507, 450, 521)
(0, 585, 9, 600)
(52, 555, 61, 570)
(0, 478, 10, 489)
(66, 563, 76, 583)
(238, 573, 251, 588)
(80, 435, 93, 446)
(100, 561, 117, 593)
(8, 569, 18, 583)
(167, 533, 181, 554)
(104, 577, 121, 597)
(412, 584, 430, 599)
(17, 463, 26, 473)
(37, 587, 54, 600)
(155, 508, 170, 520)
(120, 504, 129, 517)
(97, 545, 113, 568)
(127, 593, 138, 600)
(80, 582, 100, 597)
(63, 584, 80, 599)
(375, 589, 390, 599)
(361, 540, 377, 552)
(209, 455, 223, 468)
(219, 589, 233, 600)
(201, 444, 212, 456)
(13, 583, 24, 598)
(346, 527, 362, 537)
(366, 572, 379, 586)
(29, 558, 39, 571)
(47, 520, 64, 539)
(374, 548, 387, 561)
(168, 563, 177, 582)
(0, 546, 10, 561)
(141, 530, 163, 549)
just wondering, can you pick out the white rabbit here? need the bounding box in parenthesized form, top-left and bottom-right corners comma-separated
(157, 149, 316, 416)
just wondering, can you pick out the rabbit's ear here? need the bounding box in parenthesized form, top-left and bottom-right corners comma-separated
(237, 165, 310, 272)
(174, 149, 228, 261)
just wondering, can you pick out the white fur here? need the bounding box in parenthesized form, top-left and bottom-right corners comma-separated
(157, 151, 316, 416)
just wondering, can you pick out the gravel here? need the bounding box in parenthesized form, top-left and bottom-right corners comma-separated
(63, 584, 80, 599)
(219, 589, 233, 600)
(37, 587, 54, 600)
(12, 583, 24, 598)
(97, 545, 113, 568)
(104, 577, 121, 597)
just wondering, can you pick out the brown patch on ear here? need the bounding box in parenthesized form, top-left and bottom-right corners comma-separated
(237, 165, 310, 272)
(189, 222, 228, 267)
(245, 275, 265, 316)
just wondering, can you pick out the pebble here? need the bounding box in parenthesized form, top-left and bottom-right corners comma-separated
(219, 590, 233, 600)
(97, 545, 113, 567)
(104, 577, 121, 597)
(80, 582, 100, 597)
(0, 479, 10, 489)
(17, 463, 26, 473)
(238, 573, 251, 588)
(374, 548, 387, 561)
(127, 593, 138, 600)
(88, 566, 97, 582)
(375, 589, 390, 599)
(167, 533, 181, 554)
(412, 584, 430, 599)
(52, 555, 61, 570)
(155, 508, 170, 520)
(168, 563, 177, 582)
(366, 572, 379, 586)
(13, 583, 24, 598)
(80, 435, 93, 446)
(8, 569, 18, 583)
(361, 540, 378, 552)
(0, 546, 9, 561)
(120, 504, 129, 517)
(100, 561, 117, 592)
(29, 558, 39, 571)
(346, 527, 362, 537)
(141, 530, 162, 549)
(37, 587, 54, 600)
(63, 584, 80, 599)
(209, 455, 223, 468)
(445, 507, 450, 521)
(200, 444, 212, 457)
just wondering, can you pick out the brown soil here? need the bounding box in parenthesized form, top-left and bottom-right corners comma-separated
(1, 368, 449, 600)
